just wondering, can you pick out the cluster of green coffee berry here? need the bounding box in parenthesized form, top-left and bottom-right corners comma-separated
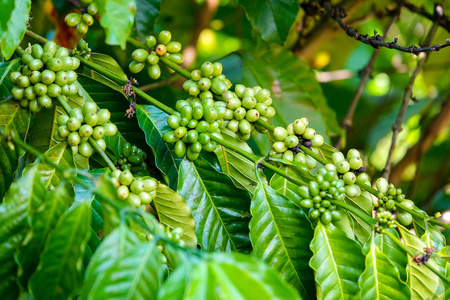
(129, 31, 183, 80)
(71, 39, 92, 59)
(117, 142, 147, 173)
(374, 210, 396, 232)
(64, 0, 98, 35)
(163, 98, 221, 161)
(54, 102, 117, 157)
(269, 118, 324, 168)
(9, 42, 80, 112)
(297, 167, 344, 224)
(219, 84, 276, 140)
(146, 226, 185, 264)
(374, 177, 414, 226)
(182, 62, 229, 97)
(329, 149, 369, 197)
(111, 169, 157, 208)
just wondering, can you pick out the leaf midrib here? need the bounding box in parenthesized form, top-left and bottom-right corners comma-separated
(319, 224, 345, 299)
(260, 184, 307, 297)
(193, 162, 237, 252)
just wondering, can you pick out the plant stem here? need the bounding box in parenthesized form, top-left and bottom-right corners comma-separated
(209, 134, 306, 186)
(382, 6, 443, 179)
(300, 145, 328, 165)
(329, 199, 376, 226)
(89, 137, 117, 171)
(383, 228, 450, 286)
(26, 30, 48, 44)
(55, 95, 72, 114)
(75, 55, 176, 115)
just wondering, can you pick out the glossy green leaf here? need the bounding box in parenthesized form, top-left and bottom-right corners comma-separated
(177, 157, 252, 253)
(96, 0, 136, 49)
(80, 223, 141, 299)
(15, 184, 69, 288)
(318, 143, 336, 164)
(80, 53, 127, 91)
(29, 202, 91, 300)
(374, 229, 408, 282)
(0, 58, 21, 97)
(88, 242, 163, 299)
(137, 104, 180, 189)
(154, 184, 197, 248)
(135, 0, 161, 39)
(242, 46, 342, 138)
(250, 179, 314, 298)
(413, 208, 446, 249)
(398, 224, 445, 299)
(26, 105, 57, 155)
(0, 164, 45, 299)
(0, 99, 31, 199)
(309, 222, 365, 299)
(236, 0, 299, 44)
(24, 142, 75, 193)
(214, 128, 258, 194)
(73, 169, 108, 237)
(158, 253, 301, 300)
(269, 166, 303, 209)
(346, 190, 373, 244)
(94, 174, 127, 236)
(0, 0, 31, 59)
(358, 239, 410, 299)
(437, 246, 450, 263)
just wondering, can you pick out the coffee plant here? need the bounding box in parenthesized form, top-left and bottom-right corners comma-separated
(1, 0, 450, 299)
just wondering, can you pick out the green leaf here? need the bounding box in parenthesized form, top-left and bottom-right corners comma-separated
(0, 99, 31, 199)
(94, 174, 126, 236)
(242, 46, 342, 138)
(413, 208, 446, 249)
(29, 202, 91, 300)
(158, 253, 302, 299)
(236, 0, 299, 44)
(437, 246, 450, 263)
(177, 157, 252, 253)
(88, 242, 163, 299)
(79, 53, 127, 91)
(135, 0, 161, 39)
(250, 180, 314, 299)
(73, 169, 108, 237)
(309, 222, 365, 299)
(0, 58, 21, 97)
(15, 184, 69, 288)
(397, 224, 445, 299)
(80, 223, 141, 299)
(0, 164, 45, 299)
(25, 142, 75, 192)
(374, 229, 408, 282)
(136, 104, 180, 188)
(96, 0, 137, 49)
(269, 166, 307, 209)
(0, 0, 31, 59)
(346, 190, 373, 245)
(319, 143, 336, 163)
(25, 105, 57, 155)
(358, 239, 410, 299)
(214, 128, 258, 194)
(154, 184, 197, 248)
